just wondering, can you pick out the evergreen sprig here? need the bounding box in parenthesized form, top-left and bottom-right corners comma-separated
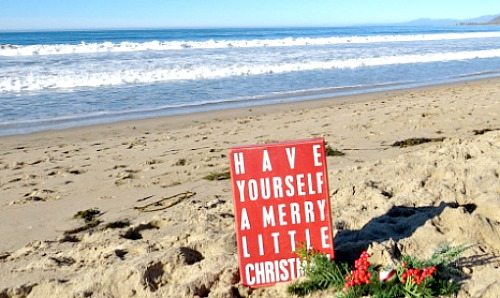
(288, 247, 349, 295)
(401, 244, 470, 269)
(287, 244, 469, 298)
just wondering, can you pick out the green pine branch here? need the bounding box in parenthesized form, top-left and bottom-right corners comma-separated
(287, 244, 470, 298)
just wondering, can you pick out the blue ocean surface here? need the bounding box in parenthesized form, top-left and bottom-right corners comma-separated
(1, 26, 500, 136)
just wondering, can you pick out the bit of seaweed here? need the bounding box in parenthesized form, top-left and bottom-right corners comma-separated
(121, 222, 160, 240)
(472, 128, 499, 135)
(49, 256, 76, 266)
(0, 252, 10, 260)
(175, 158, 187, 166)
(59, 235, 80, 243)
(179, 247, 204, 265)
(73, 208, 101, 223)
(134, 192, 195, 212)
(121, 229, 142, 240)
(203, 171, 231, 181)
(325, 144, 346, 156)
(391, 137, 445, 148)
(115, 249, 128, 260)
(105, 220, 131, 229)
(64, 220, 102, 235)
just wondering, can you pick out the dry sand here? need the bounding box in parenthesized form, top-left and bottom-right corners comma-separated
(0, 78, 499, 298)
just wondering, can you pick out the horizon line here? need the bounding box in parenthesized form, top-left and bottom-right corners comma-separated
(0, 23, 467, 34)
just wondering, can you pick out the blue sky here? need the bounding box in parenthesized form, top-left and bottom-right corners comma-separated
(1, 0, 499, 30)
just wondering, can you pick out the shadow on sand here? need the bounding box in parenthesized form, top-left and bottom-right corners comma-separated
(334, 201, 468, 263)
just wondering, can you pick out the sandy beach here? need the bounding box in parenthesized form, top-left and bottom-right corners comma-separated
(1, 77, 499, 297)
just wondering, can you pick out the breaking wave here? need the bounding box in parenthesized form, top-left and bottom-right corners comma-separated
(3, 49, 500, 92)
(2, 31, 500, 56)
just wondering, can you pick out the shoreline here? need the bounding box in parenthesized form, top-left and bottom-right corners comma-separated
(2, 76, 499, 143)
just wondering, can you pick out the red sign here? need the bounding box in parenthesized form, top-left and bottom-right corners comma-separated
(229, 138, 334, 287)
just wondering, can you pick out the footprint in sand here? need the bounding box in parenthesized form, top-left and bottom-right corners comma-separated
(28, 159, 45, 165)
(66, 167, 86, 175)
(9, 189, 61, 205)
(3, 174, 38, 189)
(126, 138, 147, 149)
(11, 161, 25, 170)
(114, 169, 142, 186)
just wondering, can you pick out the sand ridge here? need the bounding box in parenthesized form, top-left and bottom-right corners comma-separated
(0, 78, 499, 297)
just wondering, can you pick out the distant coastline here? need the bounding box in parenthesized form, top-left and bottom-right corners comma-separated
(459, 15, 500, 26)
(397, 14, 500, 27)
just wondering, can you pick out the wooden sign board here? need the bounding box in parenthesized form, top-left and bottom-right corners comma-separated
(229, 138, 334, 287)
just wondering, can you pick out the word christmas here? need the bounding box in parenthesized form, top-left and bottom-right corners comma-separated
(229, 138, 334, 287)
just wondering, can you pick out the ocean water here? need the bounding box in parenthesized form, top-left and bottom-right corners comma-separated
(1, 26, 500, 136)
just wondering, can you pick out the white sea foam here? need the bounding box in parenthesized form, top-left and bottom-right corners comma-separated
(2, 49, 500, 92)
(1, 32, 500, 56)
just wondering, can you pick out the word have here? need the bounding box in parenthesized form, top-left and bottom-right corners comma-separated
(232, 144, 324, 175)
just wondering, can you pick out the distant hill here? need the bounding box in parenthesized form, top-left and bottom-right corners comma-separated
(400, 18, 461, 26)
(396, 14, 499, 26)
(486, 15, 500, 24)
(459, 14, 500, 25)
